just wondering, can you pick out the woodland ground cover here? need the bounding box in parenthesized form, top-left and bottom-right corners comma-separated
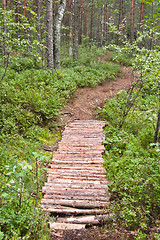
(99, 45, 160, 239)
(0, 45, 121, 239)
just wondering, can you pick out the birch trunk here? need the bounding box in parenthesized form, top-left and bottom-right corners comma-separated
(46, 0, 54, 69)
(54, 0, 66, 69)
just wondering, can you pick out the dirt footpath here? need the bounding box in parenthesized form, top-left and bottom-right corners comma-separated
(60, 66, 133, 125)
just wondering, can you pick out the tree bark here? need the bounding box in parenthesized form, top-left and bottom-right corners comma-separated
(130, 0, 135, 44)
(154, 106, 160, 143)
(73, 0, 79, 61)
(78, 0, 83, 45)
(101, 2, 105, 46)
(121, 0, 126, 39)
(46, 0, 54, 69)
(3, 0, 7, 55)
(83, 6, 87, 37)
(89, 0, 94, 42)
(54, 0, 66, 69)
(105, 3, 109, 41)
(68, 0, 73, 56)
(96, 6, 100, 45)
(140, 0, 144, 30)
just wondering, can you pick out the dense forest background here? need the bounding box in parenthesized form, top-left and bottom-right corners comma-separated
(0, 0, 160, 239)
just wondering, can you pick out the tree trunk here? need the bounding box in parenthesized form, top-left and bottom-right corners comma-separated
(36, 0, 41, 37)
(46, 0, 54, 70)
(96, 6, 100, 45)
(54, 0, 66, 69)
(3, 0, 7, 55)
(89, 0, 94, 42)
(101, 3, 105, 46)
(117, 1, 121, 31)
(68, 0, 73, 56)
(121, 0, 126, 39)
(15, 0, 19, 23)
(105, 3, 109, 41)
(78, 0, 83, 45)
(83, 6, 87, 37)
(130, 0, 135, 44)
(73, 0, 79, 61)
(154, 106, 160, 143)
(140, 0, 144, 31)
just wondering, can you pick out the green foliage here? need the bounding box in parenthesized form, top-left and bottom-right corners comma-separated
(0, 43, 121, 239)
(109, 51, 132, 67)
(101, 89, 160, 237)
(10, 56, 42, 72)
(61, 45, 121, 88)
(0, 151, 50, 239)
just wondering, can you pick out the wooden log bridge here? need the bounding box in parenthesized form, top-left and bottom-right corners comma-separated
(41, 120, 109, 230)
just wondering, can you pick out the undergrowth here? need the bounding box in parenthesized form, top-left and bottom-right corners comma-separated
(0, 45, 120, 239)
(100, 89, 160, 239)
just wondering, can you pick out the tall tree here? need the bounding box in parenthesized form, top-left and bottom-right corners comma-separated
(130, 0, 135, 44)
(46, 0, 54, 69)
(96, 5, 101, 45)
(68, 0, 73, 56)
(54, 0, 66, 69)
(89, 0, 94, 42)
(78, 0, 83, 45)
(140, 0, 144, 30)
(121, 0, 126, 38)
(105, 2, 109, 41)
(2, 0, 7, 55)
(73, 0, 79, 61)
(83, 4, 87, 37)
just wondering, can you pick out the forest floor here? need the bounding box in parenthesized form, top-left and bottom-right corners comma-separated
(50, 55, 134, 240)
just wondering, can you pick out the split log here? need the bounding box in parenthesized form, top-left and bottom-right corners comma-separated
(43, 194, 109, 202)
(47, 172, 105, 177)
(46, 178, 108, 186)
(51, 160, 103, 165)
(47, 169, 106, 176)
(41, 204, 109, 215)
(56, 214, 113, 225)
(52, 154, 102, 160)
(41, 198, 108, 208)
(49, 222, 86, 230)
(48, 165, 105, 171)
(57, 215, 101, 224)
(47, 175, 106, 181)
(58, 142, 104, 147)
(42, 187, 108, 196)
(44, 182, 109, 190)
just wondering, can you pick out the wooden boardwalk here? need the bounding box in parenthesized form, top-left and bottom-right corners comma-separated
(41, 120, 109, 230)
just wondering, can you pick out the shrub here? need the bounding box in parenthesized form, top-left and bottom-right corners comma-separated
(109, 51, 132, 66)
(10, 56, 42, 72)
(101, 89, 160, 237)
